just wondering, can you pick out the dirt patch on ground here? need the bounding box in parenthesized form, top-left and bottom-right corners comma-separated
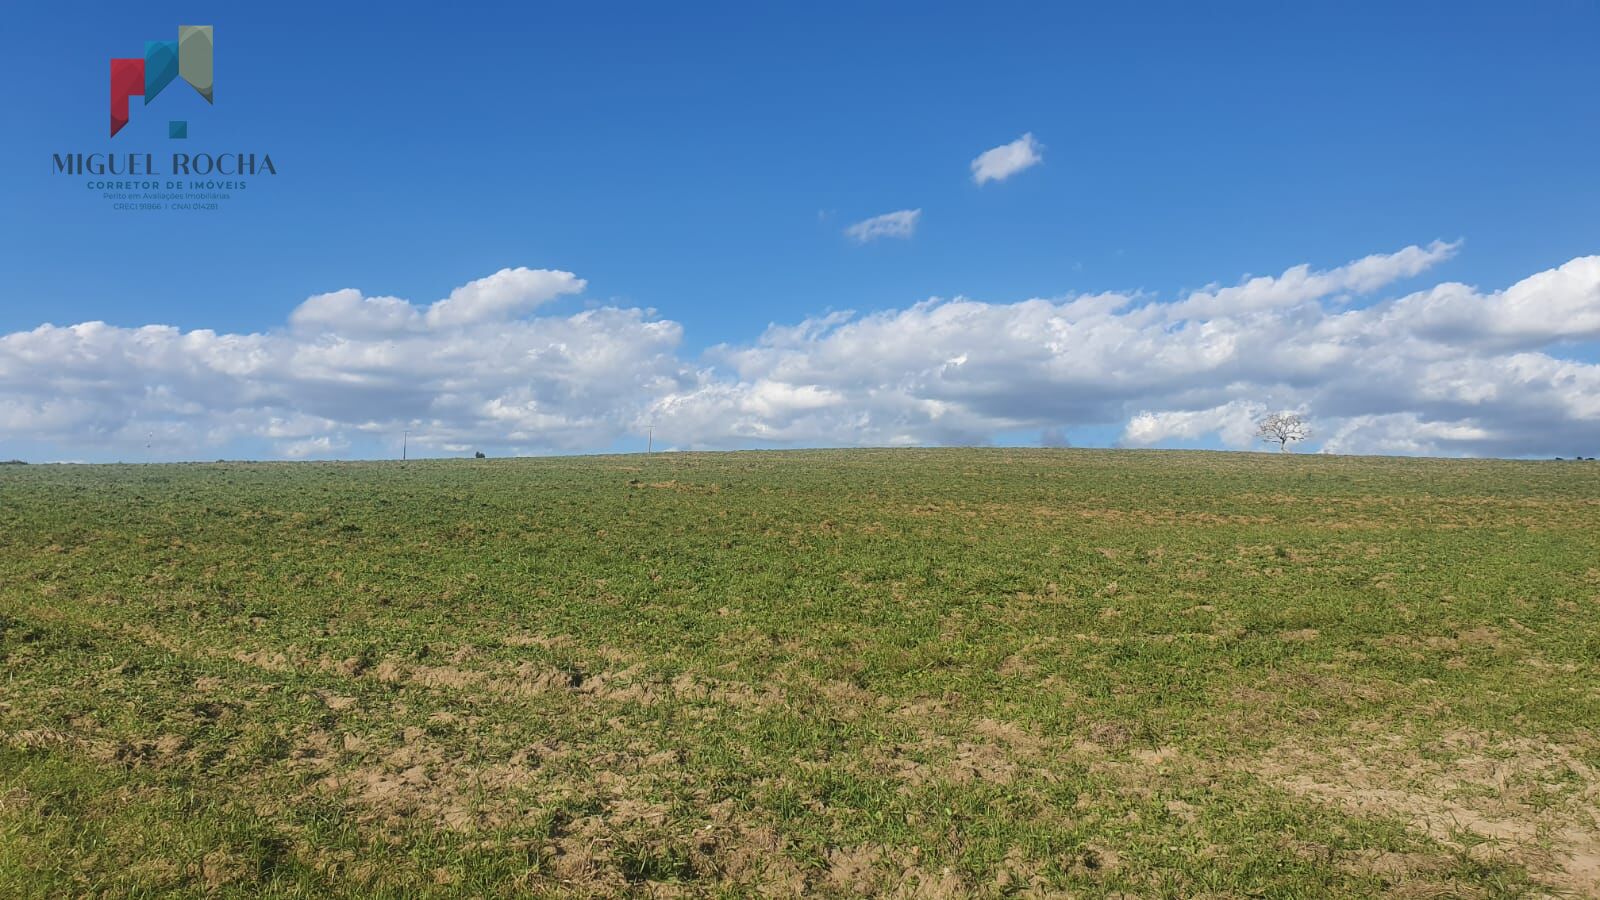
(330, 655, 781, 716)
(228, 648, 299, 672)
(870, 717, 1065, 793)
(4, 727, 200, 771)
(824, 844, 883, 894)
(312, 728, 562, 831)
(1256, 726, 1600, 894)
(518, 795, 816, 896)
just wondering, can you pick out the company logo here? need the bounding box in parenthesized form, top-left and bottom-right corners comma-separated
(110, 25, 213, 138)
(58, 24, 272, 213)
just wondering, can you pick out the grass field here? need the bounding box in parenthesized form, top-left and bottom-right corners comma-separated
(2, 449, 1598, 898)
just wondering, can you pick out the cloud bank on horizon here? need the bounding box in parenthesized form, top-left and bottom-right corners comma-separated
(3, 241, 1599, 461)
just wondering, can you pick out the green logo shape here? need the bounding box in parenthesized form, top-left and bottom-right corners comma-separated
(179, 26, 213, 103)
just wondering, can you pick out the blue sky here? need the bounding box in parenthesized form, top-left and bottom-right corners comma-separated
(2, 2, 1599, 461)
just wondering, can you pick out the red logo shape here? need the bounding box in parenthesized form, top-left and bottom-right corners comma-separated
(110, 58, 145, 137)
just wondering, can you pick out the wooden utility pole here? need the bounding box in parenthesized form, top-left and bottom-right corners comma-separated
(402, 430, 408, 461)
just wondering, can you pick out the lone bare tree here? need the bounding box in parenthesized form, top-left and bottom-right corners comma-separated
(1256, 412, 1310, 452)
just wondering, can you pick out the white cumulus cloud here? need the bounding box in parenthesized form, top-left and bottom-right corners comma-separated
(971, 133, 1043, 185)
(845, 209, 921, 243)
(1123, 401, 1268, 449)
(424, 267, 586, 327)
(1169, 240, 1461, 319)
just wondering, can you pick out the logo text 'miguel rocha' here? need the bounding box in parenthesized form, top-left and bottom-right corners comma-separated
(51, 153, 277, 177)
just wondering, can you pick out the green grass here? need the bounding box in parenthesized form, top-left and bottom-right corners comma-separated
(2, 448, 1598, 897)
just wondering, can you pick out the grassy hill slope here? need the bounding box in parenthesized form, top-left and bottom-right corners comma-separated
(2, 449, 1598, 897)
